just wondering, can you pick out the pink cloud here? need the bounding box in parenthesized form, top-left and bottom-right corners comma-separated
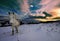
(18, 0, 60, 14)
(37, 0, 60, 13)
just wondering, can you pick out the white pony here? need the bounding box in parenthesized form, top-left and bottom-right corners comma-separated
(8, 12, 20, 35)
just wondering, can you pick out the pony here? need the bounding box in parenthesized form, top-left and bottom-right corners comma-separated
(8, 12, 20, 35)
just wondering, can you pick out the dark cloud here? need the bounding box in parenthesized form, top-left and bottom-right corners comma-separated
(28, 0, 42, 13)
(28, 0, 41, 5)
(0, 0, 20, 14)
(56, 4, 60, 7)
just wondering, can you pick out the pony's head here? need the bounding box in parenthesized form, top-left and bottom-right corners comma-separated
(8, 12, 15, 15)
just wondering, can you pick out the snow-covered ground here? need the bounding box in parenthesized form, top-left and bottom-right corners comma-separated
(0, 23, 60, 41)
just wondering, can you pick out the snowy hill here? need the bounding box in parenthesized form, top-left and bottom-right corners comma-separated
(0, 23, 60, 41)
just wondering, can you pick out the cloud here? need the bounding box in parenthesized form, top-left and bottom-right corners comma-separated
(37, 0, 60, 13)
(16, 0, 60, 14)
(0, 0, 20, 14)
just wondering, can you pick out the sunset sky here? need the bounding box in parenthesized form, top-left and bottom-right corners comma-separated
(0, 0, 60, 15)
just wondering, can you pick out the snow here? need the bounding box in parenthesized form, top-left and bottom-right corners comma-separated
(0, 23, 60, 41)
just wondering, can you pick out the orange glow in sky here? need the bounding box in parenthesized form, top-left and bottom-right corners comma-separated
(50, 7, 60, 18)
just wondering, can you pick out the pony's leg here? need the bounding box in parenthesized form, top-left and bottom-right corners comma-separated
(15, 26, 18, 33)
(11, 25, 14, 35)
